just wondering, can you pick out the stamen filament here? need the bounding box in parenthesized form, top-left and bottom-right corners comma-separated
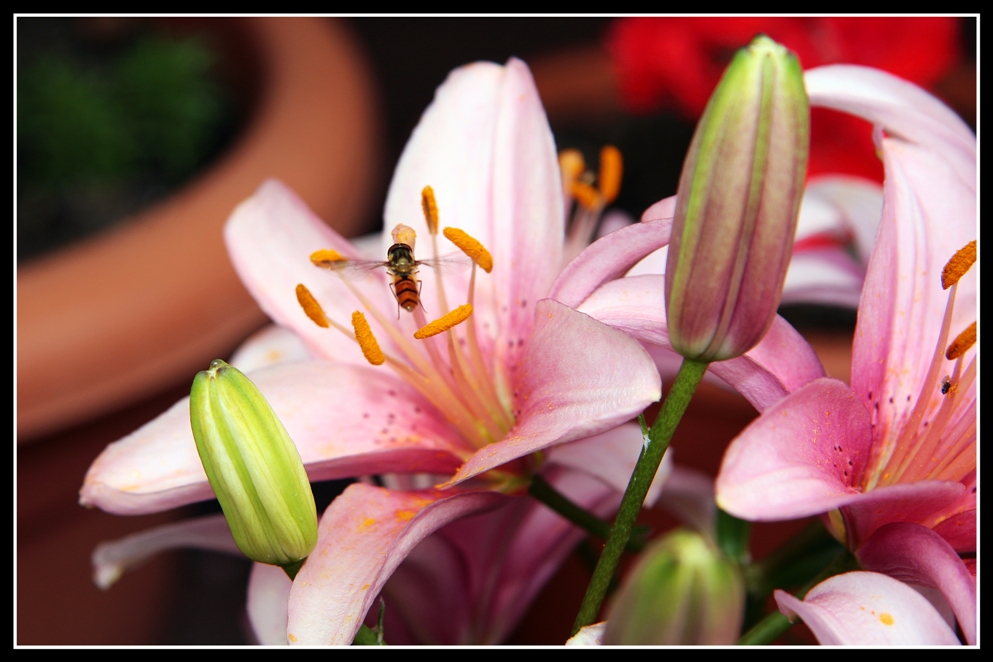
(331, 271, 486, 445)
(930, 419, 977, 482)
(463, 264, 515, 432)
(444, 330, 503, 446)
(874, 275, 962, 486)
(927, 357, 977, 480)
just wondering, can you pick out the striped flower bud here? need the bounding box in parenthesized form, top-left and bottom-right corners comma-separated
(190, 360, 317, 570)
(604, 529, 745, 645)
(666, 35, 809, 361)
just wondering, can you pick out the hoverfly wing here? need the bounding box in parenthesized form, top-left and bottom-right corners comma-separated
(414, 251, 473, 274)
(315, 256, 393, 280)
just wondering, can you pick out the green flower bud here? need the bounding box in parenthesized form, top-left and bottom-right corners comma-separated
(604, 529, 745, 645)
(190, 360, 317, 569)
(666, 35, 809, 361)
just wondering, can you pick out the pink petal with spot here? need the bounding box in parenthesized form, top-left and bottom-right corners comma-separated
(775, 571, 960, 645)
(857, 522, 975, 644)
(80, 361, 469, 515)
(716, 378, 872, 520)
(286, 484, 505, 645)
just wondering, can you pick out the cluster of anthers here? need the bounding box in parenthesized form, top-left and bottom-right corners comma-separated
(293, 186, 511, 458)
(868, 240, 977, 492)
(561, 146, 623, 265)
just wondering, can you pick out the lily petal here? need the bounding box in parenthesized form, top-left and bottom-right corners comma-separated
(833, 480, 966, 550)
(383, 58, 563, 373)
(285, 484, 506, 645)
(931, 508, 976, 554)
(81, 361, 470, 515)
(715, 378, 872, 519)
(229, 324, 317, 373)
(566, 622, 606, 646)
(225, 180, 390, 367)
(775, 571, 961, 645)
(806, 65, 975, 189)
(91, 514, 237, 590)
(549, 217, 673, 309)
(247, 562, 293, 645)
(849, 137, 976, 472)
(442, 299, 660, 486)
(856, 522, 975, 645)
(388, 465, 621, 644)
(807, 66, 976, 477)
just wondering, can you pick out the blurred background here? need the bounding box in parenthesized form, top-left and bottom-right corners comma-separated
(16, 16, 976, 645)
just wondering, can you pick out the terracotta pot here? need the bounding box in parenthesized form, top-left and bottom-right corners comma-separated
(16, 17, 381, 645)
(17, 17, 382, 442)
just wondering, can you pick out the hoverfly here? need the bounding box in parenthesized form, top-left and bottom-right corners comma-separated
(315, 225, 468, 317)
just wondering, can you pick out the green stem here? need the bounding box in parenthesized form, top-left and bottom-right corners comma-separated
(737, 549, 860, 645)
(529, 474, 647, 553)
(572, 358, 709, 634)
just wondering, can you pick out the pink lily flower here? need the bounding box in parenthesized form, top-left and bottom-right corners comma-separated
(81, 57, 825, 645)
(715, 65, 976, 644)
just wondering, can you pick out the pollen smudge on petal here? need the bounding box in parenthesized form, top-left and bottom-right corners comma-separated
(295, 284, 329, 328)
(414, 304, 473, 339)
(310, 249, 349, 268)
(421, 186, 439, 236)
(945, 321, 976, 361)
(443, 227, 493, 273)
(352, 311, 385, 366)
